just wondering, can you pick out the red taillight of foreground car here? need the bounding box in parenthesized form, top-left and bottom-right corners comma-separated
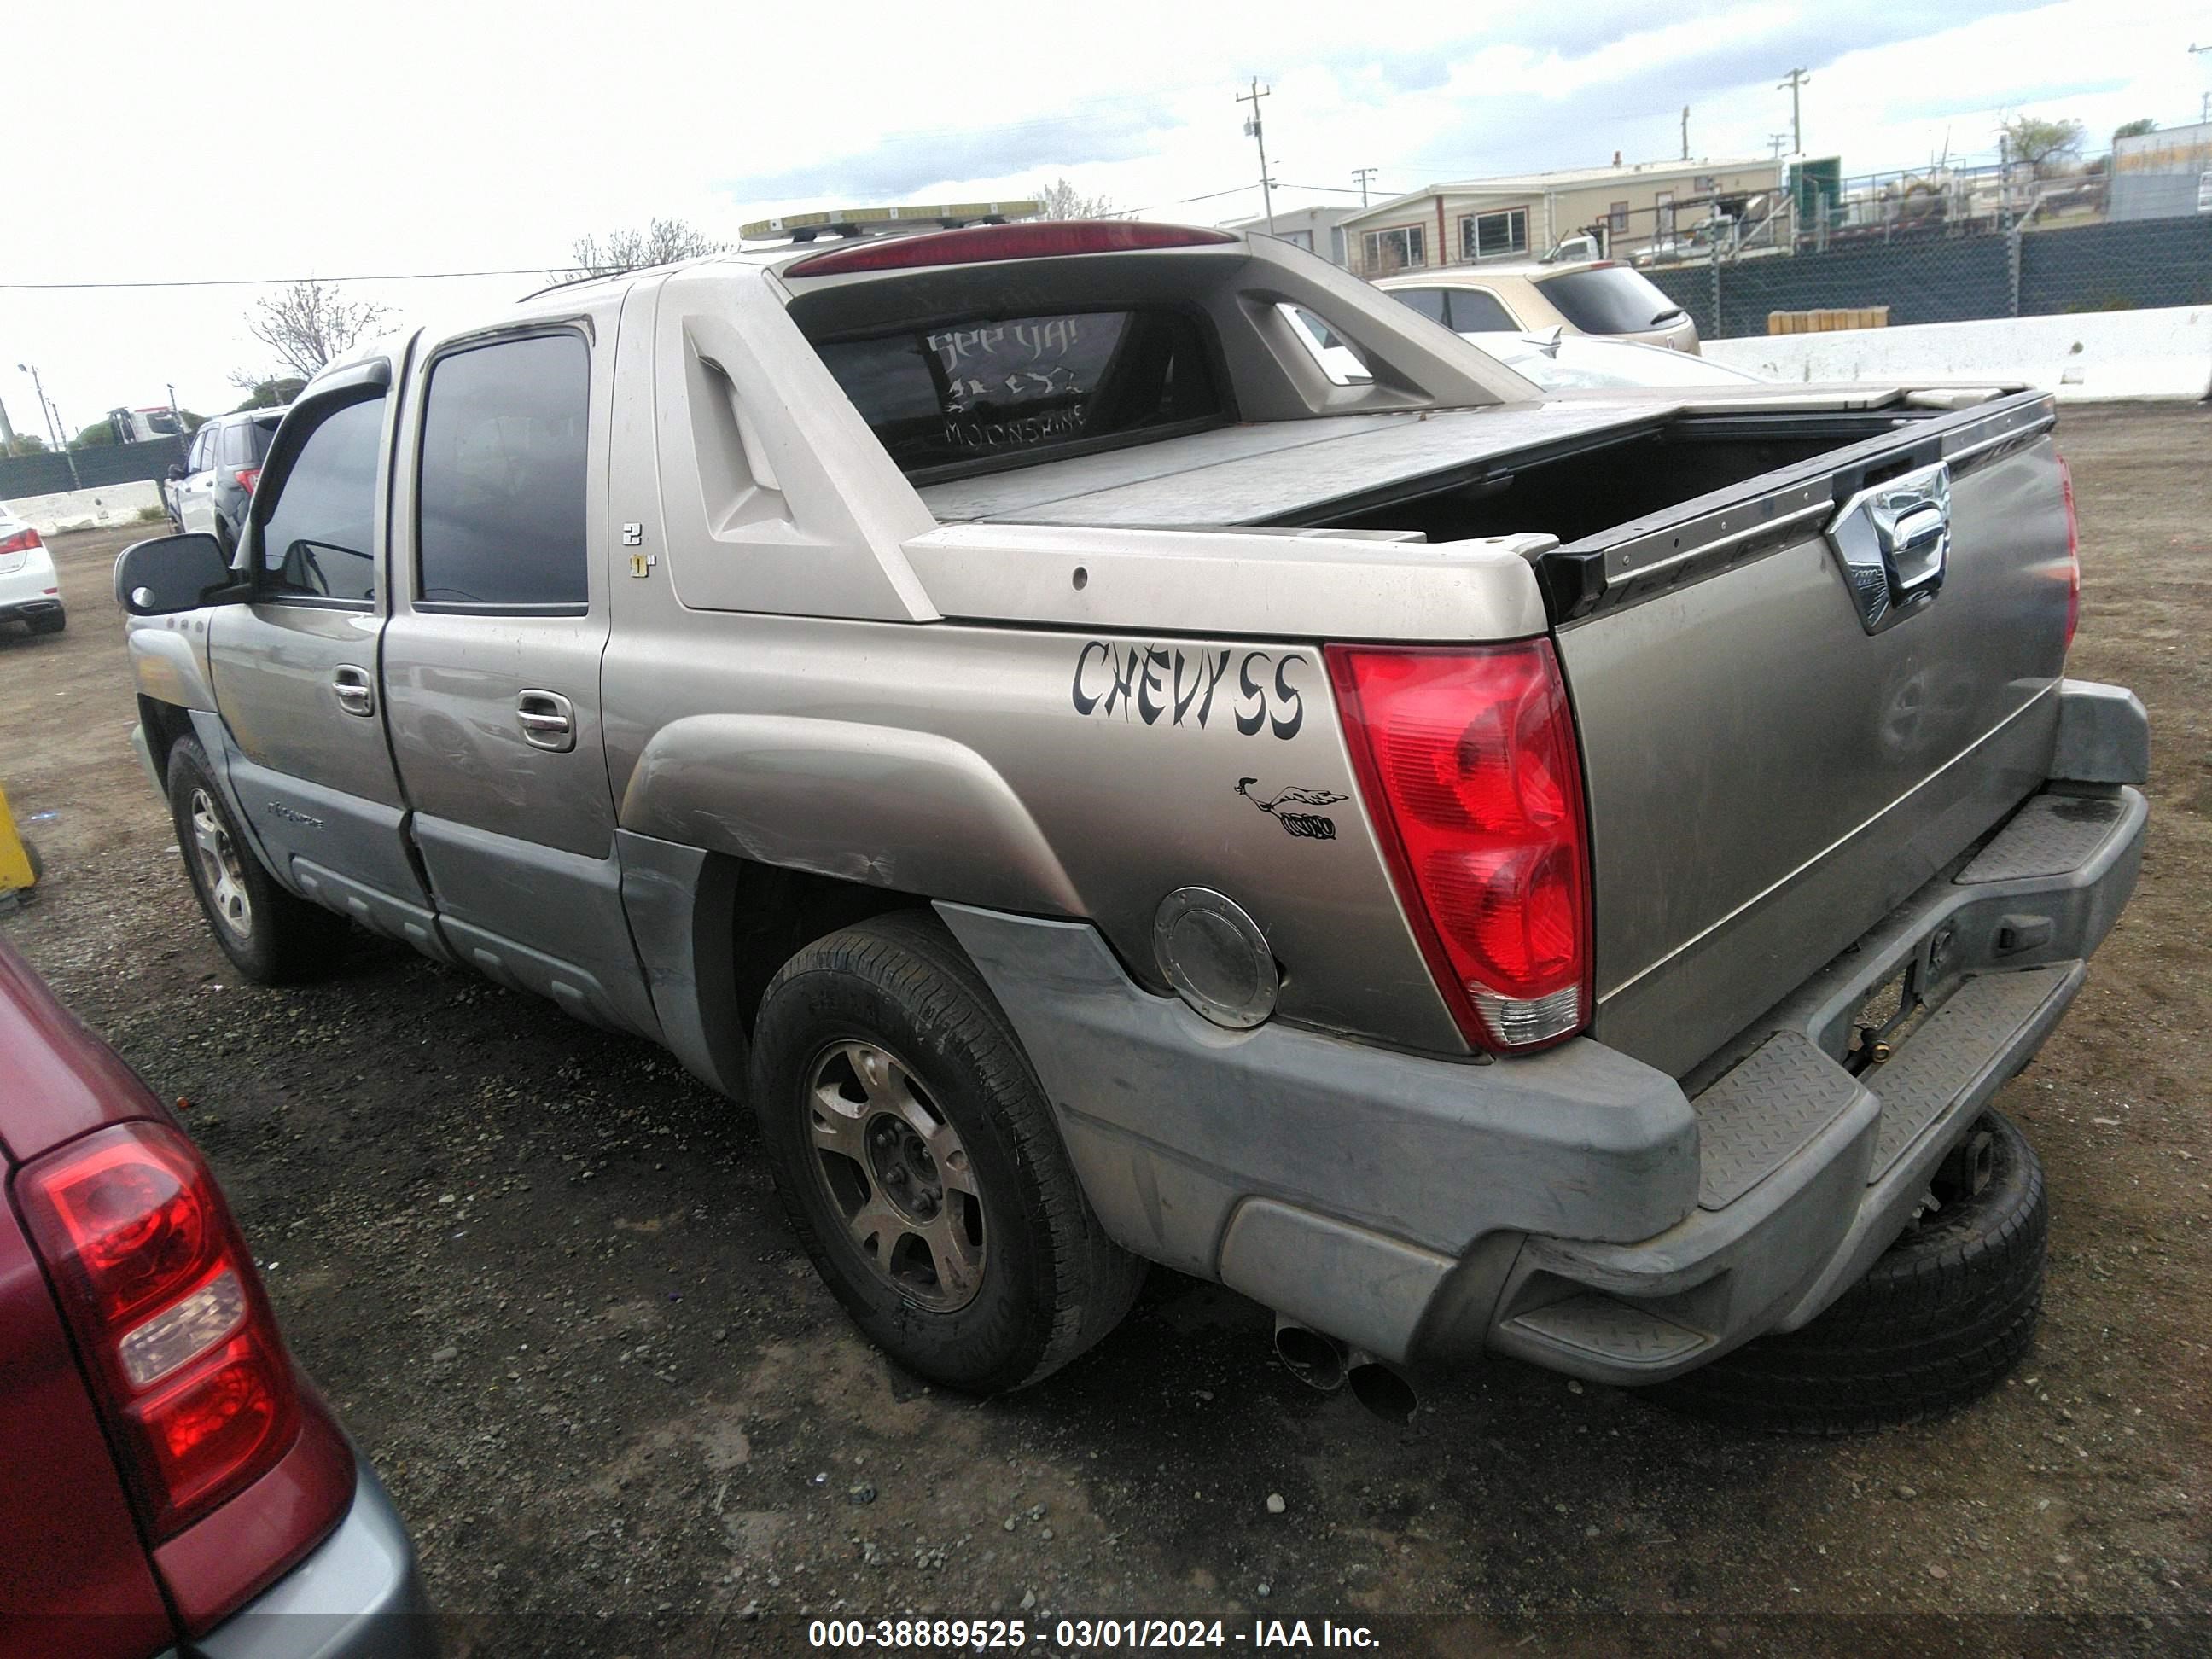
(231, 467, 260, 495)
(16, 1121, 300, 1539)
(2058, 455, 2081, 652)
(0, 526, 42, 556)
(1327, 641, 1592, 1053)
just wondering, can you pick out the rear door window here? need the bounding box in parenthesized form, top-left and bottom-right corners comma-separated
(1389, 288, 1451, 325)
(1446, 288, 1518, 332)
(815, 308, 1224, 476)
(1534, 266, 1687, 335)
(257, 397, 385, 604)
(415, 332, 590, 609)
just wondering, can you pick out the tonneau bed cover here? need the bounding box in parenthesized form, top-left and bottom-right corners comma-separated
(916, 386, 1927, 531)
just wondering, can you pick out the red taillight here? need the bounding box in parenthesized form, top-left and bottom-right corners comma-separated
(1328, 641, 1592, 1052)
(231, 466, 260, 494)
(784, 219, 1237, 278)
(17, 1122, 300, 1538)
(2058, 455, 2081, 651)
(0, 526, 41, 556)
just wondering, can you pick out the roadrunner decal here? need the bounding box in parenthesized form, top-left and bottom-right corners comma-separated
(1235, 777, 1346, 840)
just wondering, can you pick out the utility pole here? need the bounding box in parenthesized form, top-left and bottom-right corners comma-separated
(1681, 105, 1691, 161)
(1237, 78, 1275, 234)
(2192, 44, 2210, 125)
(1769, 131, 1790, 162)
(16, 364, 61, 450)
(0, 394, 16, 454)
(1352, 166, 1377, 207)
(1778, 67, 1810, 155)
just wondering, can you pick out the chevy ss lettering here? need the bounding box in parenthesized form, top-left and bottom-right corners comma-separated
(1071, 642, 1306, 738)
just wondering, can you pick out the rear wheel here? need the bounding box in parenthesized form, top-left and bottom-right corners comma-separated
(166, 736, 348, 983)
(1650, 1110, 2046, 1435)
(748, 911, 1143, 1393)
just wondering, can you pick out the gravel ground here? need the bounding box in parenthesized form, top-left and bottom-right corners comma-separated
(3, 405, 2206, 1658)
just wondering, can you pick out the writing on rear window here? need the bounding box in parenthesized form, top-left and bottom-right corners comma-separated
(818, 309, 1221, 474)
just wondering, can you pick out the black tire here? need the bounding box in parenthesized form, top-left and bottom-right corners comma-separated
(748, 911, 1144, 1394)
(28, 608, 65, 635)
(1650, 1110, 2046, 1435)
(166, 736, 349, 983)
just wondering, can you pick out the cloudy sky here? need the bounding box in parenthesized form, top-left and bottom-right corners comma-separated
(6, 0, 2207, 433)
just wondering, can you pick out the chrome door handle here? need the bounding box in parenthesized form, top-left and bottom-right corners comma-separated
(517, 689, 576, 753)
(331, 665, 375, 717)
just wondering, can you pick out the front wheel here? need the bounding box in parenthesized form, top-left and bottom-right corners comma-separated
(748, 911, 1143, 1393)
(166, 736, 349, 982)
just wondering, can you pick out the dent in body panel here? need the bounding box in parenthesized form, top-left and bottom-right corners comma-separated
(619, 713, 1083, 916)
(616, 832, 746, 1097)
(410, 815, 659, 1039)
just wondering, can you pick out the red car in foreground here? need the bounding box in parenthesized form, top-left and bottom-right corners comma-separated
(0, 936, 433, 1658)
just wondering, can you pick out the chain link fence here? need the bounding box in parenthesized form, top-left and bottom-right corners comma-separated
(1644, 215, 2212, 341)
(1627, 144, 2212, 341)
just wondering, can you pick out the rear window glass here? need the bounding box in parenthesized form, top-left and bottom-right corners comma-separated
(1534, 266, 1686, 335)
(816, 309, 1223, 474)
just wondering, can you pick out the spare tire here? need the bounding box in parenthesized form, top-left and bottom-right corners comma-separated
(1650, 1110, 2046, 1435)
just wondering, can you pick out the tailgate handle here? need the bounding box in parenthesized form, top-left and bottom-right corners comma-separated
(1825, 461, 1952, 634)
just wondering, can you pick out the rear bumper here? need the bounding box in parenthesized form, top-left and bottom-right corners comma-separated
(1, 597, 62, 622)
(182, 1462, 436, 1659)
(941, 714, 2146, 1385)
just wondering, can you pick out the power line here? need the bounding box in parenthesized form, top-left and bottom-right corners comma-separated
(1, 268, 550, 292)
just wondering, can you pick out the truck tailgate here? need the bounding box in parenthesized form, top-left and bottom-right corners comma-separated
(1554, 396, 2072, 1078)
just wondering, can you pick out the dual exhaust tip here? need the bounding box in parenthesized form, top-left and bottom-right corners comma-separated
(1273, 1314, 1418, 1423)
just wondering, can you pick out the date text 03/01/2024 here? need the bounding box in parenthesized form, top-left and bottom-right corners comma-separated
(804, 1617, 1382, 1650)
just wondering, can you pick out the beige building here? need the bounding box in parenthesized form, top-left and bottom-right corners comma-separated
(1217, 203, 1362, 267)
(1338, 155, 1784, 276)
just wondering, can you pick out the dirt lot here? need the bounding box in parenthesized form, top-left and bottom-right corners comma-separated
(3, 404, 2207, 1657)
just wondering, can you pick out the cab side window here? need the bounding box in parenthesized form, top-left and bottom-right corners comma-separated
(257, 397, 385, 605)
(416, 333, 589, 610)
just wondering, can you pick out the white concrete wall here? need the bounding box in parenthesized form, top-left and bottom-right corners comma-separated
(1705, 306, 2212, 402)
(6, 480, 167, 535)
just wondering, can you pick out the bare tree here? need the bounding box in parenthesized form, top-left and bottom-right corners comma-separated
(2000, 114, 2086, 176)
(1034, 177, 1117, 220)
(551, 218, 729, 282)
(239, 281, 392, 382)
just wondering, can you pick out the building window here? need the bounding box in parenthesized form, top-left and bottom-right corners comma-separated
(1460, 207, 1528, 261)
(1362, 225, 1425, 274)
(1608, 200, 1629, 236)
(1656, 189, 1677, 240)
